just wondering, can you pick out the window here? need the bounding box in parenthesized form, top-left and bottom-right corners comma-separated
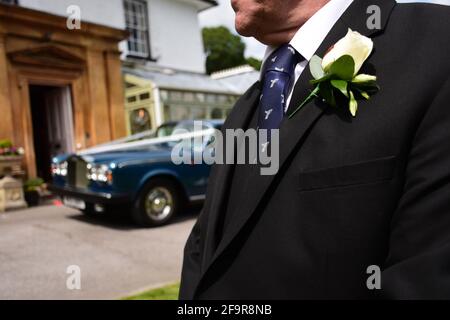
(127, 96, 137, 103)
(169, 91, 183, 101)
(195, 93, 205, 102)
(139, 92, 150, 100)
(160, 90, 168, 101)
(206, 94, 216, 103)
(191, 106, 206, 119)
(164, 104, 209, 122)
(184, 92, 195, 102)
(129, 108, 152, 134)
(124, 0, 150, 58)
(217, 95, 227, 103)
(211, 108, 223, 119)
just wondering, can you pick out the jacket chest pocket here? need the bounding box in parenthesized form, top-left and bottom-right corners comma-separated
(298, 156, 397, 191)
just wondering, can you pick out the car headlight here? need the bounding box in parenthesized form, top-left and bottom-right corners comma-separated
(51, 161, 68, 177)
(86, 164, 113, 184)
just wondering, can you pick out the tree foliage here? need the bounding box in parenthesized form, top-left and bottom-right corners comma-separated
(246, 57, 262, 71)
(202, 26, 247, 74)
(202, 26, 263, 73)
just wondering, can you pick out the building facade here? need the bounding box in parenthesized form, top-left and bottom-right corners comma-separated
(0, 0, 258, 179)
(0, 2, 127, 179)
(7, 0, 210, 72)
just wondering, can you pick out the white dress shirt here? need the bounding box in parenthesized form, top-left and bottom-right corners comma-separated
(262, 0, 354, 109)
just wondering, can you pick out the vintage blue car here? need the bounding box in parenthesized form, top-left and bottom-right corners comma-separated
(49, 120, 223, 227)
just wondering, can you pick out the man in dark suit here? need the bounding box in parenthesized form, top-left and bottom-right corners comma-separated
(180, 0, 450, 299)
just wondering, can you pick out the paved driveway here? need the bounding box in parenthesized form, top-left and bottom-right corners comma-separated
(0, 204, 197, 300)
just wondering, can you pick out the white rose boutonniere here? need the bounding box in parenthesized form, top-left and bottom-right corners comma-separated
(289, 29, 380, 118)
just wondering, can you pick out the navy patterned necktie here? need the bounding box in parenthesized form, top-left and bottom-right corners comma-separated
(258, 44, 303, 130)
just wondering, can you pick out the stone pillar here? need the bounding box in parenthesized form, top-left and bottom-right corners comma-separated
(0, 176, 27, 211)
(86, 49, 112, 145)
(105, 50, 126, 140)
(0, 34, 14, 141)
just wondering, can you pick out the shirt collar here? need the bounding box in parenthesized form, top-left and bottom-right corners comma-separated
(262, 0, 354, 67)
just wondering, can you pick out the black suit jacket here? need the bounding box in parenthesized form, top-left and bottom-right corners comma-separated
(180, 0, 450, 299)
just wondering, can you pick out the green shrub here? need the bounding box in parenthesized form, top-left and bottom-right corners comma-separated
(24, 178, 45, 192)
(0, 139, 13, 148)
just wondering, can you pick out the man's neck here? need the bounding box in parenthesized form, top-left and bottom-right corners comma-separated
(262, 0, 354, 64)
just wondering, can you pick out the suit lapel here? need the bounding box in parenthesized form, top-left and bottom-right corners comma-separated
(200, 81, 262, 268)
(196, 0, 396, 296)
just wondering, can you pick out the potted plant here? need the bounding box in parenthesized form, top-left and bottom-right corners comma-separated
(0, 139, 25, 178)
(24, 178, 45, 207)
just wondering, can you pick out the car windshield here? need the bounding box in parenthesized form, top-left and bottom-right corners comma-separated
(97, 122, 177, 147)
(126, 131, 156, 142)
(166, 121, 215, 150)
(156, 125, 175, 138)
(172, 121, 211, 134)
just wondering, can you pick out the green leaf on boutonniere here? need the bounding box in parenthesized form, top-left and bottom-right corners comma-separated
(331, 80, 349, 98)
(349, 90, 358, 116)
(329, 55, 355, 81)
(287, 85, 320, 119)
(289, 50, 379, 119)
(353, 82, 380, 96)
(352, 74, 377, 84)
(310, 75, 331, 85)
(310, 55, 325, 80)
(353, 87, 370, 100)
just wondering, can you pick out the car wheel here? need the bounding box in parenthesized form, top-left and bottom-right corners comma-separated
(133, 178, 181, 227)
(81, 203, 96, 216)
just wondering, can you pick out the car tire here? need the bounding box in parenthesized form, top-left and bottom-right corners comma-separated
(132, 178, 182, 227)
(81, 203, 96, 216)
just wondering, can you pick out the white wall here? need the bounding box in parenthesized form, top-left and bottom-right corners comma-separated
(18, 0, 207, 73)
(19, 0, 126, 29)
(148, 0, 206, 73)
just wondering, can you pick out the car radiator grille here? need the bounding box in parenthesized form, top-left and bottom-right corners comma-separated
(67, 158, 89, 188)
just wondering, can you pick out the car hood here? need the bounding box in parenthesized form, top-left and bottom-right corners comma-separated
(69, 143, 173, 165)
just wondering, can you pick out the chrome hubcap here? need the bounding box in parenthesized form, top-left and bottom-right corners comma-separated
(145, 187, 173, 221)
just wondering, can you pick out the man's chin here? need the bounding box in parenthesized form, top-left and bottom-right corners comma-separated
(234, 20, 255, 38)
(235, 17, 297, 46)
(255, 28, 298, 46)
